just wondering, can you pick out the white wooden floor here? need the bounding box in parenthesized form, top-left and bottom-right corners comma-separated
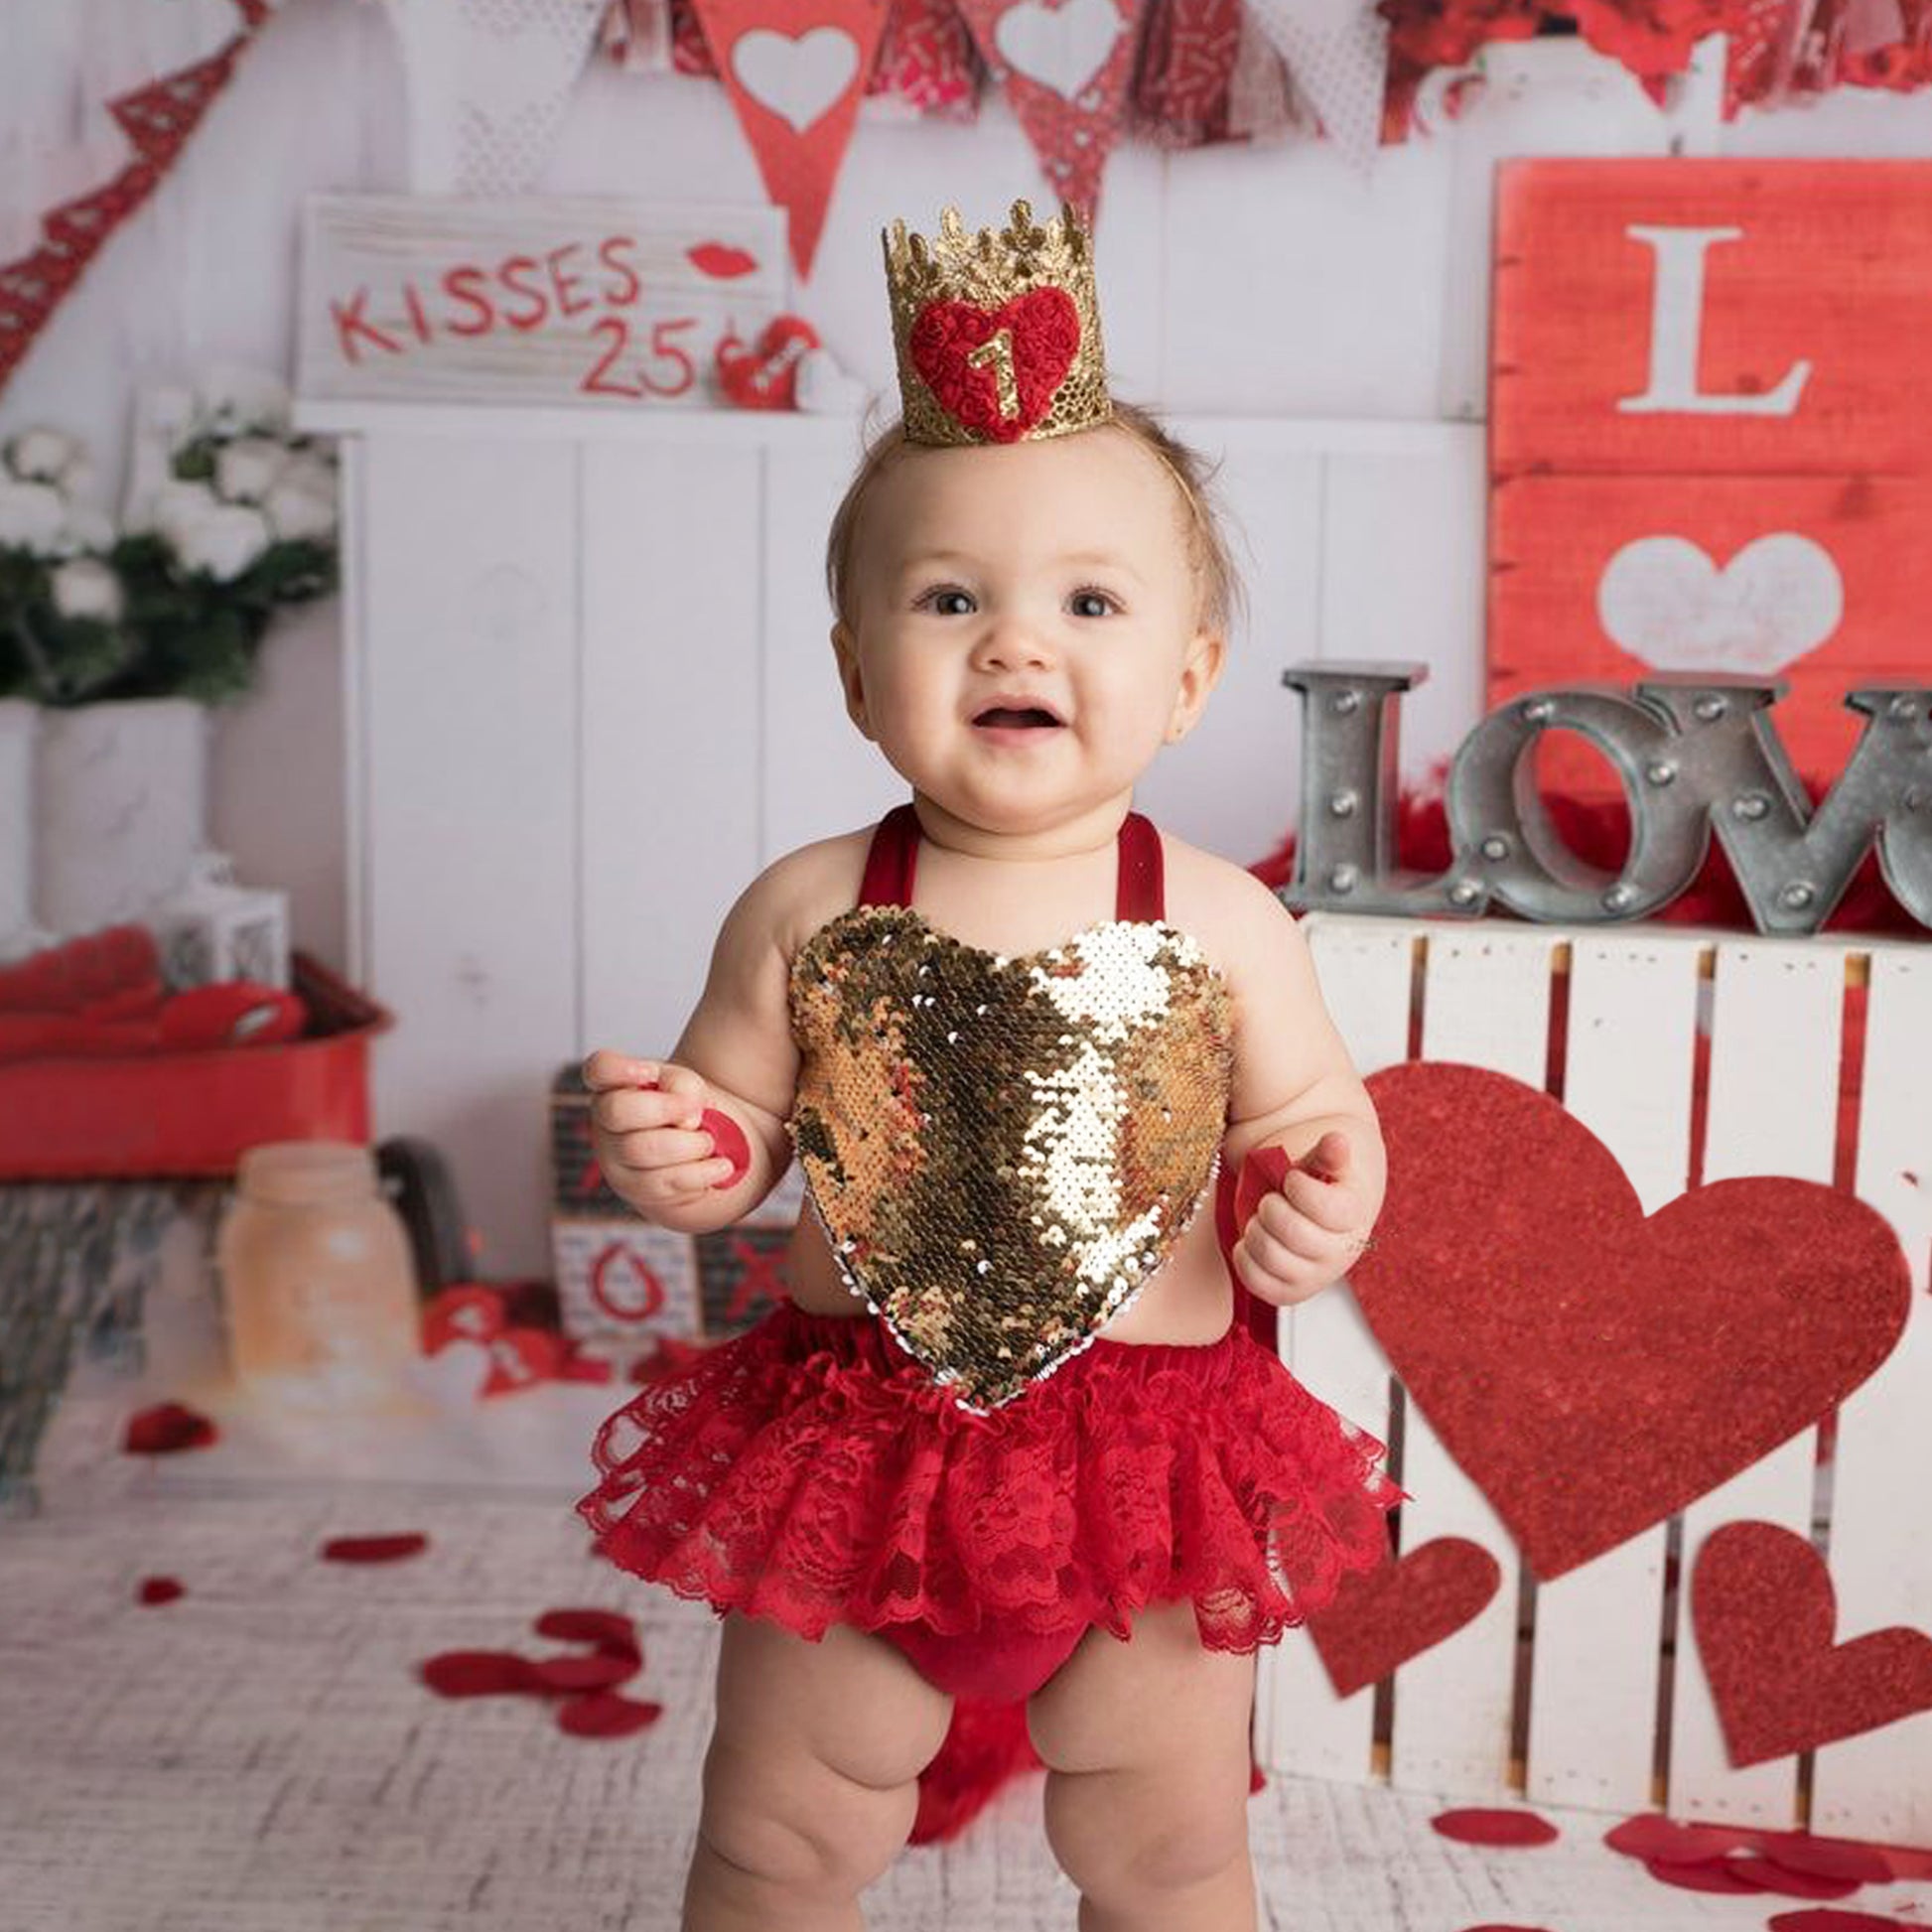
(6, 1451, 1920, 1932)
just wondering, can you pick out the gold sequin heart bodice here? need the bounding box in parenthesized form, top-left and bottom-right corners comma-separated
(787, 906, 1234, 1411)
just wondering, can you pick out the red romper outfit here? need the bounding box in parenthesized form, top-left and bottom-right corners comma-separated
(578, 804, 1399, 1704)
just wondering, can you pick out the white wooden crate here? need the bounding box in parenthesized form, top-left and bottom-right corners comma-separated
(1260, 913, 1932, 1846)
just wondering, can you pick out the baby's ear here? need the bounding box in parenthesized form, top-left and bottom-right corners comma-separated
(830, 621, 875, 739)
(1169, 628, 1225, 741)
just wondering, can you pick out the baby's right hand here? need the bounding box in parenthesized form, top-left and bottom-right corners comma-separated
(582, 1051, 747, 1212)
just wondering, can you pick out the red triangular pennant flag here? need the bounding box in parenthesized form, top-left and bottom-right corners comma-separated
(689, 0, 892, 277)
(954, 0, 1146, 211)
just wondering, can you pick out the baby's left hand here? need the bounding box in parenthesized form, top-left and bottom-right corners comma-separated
(1230, 1131, 1375, 1308)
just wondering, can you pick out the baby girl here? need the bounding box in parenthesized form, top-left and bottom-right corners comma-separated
(578, 201, 1396, 1932)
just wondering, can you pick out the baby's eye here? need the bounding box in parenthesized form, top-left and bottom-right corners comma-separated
(1068, 588, 1119, 619)
(916, 586, 976, 617)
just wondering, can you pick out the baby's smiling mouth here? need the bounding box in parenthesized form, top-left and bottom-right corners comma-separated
(973, 706, 1063, 730)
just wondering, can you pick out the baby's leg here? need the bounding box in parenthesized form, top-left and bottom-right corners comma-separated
(1027, 1598, 1259, 1932)
(682, 1611, 955, 1932)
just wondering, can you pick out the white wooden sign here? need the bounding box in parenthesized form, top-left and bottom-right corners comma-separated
(298, 195, 787, 409)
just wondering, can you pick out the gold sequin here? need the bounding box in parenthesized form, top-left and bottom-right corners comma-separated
(788, 907, 1234, 1411)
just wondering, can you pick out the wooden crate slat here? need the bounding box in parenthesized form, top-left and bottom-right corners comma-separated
(1524, 933, 1701, 1813)
(1259, 916, 1412, 1781)
(1811, 944, 1932, 1842)
(1389, 927, 1556, 1798)
(1669, 939, 1844, 1826)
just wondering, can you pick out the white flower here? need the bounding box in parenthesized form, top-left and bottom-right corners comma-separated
(150, 479, 220, 544)
(213, 437, 289, 504)
(175, 503, 271, 581)
(279, 450, 337, 501)
(6, 427, 77, 483)
(51, 557, 125, 622)
(146, 385, 199, 445)
(263, 478, 337, 544)
(0, 477, 69, 552)
(198, 366, 291, 438)
(61, 505, 115, 552)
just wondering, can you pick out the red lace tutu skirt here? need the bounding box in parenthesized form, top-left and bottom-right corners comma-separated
(578, 1299, 1400, 1663)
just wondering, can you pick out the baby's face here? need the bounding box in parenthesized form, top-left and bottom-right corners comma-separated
(834, 424, 1221, 839)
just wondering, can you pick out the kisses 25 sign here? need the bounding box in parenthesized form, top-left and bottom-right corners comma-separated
(297, 196, 785, 409)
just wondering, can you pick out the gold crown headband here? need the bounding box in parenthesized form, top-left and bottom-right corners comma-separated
(883, 201, 1112, 447)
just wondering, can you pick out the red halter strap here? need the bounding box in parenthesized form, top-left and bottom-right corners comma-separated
(857, 803, 1165, 918)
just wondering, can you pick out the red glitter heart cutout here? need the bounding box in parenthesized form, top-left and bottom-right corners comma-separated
(1693, 1521, 1932, 1767)
(1351, 1064, 1910, 1580)
(322, 1534, 429, 1564)
(556, 1691, 663, 1737)
(420, 1650, 545, 1698)
(121, 1401, 217, 1454)
(1306, 1536, 1501, 1696)
(907, 289, 1080, 442)
(1431, 1808, 1559, 1847)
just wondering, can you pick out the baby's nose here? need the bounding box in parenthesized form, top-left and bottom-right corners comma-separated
(972, 619, 1053, 669)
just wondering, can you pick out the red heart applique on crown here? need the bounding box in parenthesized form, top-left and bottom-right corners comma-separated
(907, 287, 1080, 442)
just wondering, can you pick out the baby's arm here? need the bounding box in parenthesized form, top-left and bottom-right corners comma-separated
(1214, 865, 1387, 1306)
(584, 855, 805, 1236)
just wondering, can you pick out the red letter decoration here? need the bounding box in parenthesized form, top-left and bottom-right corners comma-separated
(954, 0, 1147, 213)
(691, 0, 892, 277)
(1488, 160, 1932, 799)
(1346, 1062, 1911, 1581)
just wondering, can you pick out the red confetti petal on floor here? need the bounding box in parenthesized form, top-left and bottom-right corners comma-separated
(1456, 1924, 1558, 1931)
(137, 1577, 184, 1605)
(533, 1608, 641, 1655)
(1759, 1833, 1901, 1885)
(1728, 1858, 1862, 1900)
(1249, 1761, 1265, 1794)
(556, 1692, 662, 1737)
(1645, 1855, 1765, 1893)
(532, 1652, 640, 1694)
(122, 1402, 218, 1454)
(1770, 1914, 1922, 1932)
(1605, 1813, 1762, 1863)
(420, 1650, 545, 1698)
(321, 1534, 429, 1564)
(1431, 1808, 1560, 1847)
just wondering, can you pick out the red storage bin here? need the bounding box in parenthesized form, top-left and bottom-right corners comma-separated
(0, 952, 391, 1179)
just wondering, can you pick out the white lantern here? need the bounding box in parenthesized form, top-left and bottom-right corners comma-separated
(149, 849, 290, 990)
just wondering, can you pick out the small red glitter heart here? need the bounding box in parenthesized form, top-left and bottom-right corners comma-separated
(1306, 1537, 1500, 1696)
(716, 315, 819, 410)
(1693, 1521, 1932, 1767)
(907, 288, 1080, 442)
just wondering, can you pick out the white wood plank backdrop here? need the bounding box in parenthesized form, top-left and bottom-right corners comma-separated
(1260, 916, 1930, 1844)
(324, 407, 1482, 1277)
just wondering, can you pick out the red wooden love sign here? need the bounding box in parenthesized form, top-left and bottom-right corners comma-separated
(1487, 161, 1932, 792)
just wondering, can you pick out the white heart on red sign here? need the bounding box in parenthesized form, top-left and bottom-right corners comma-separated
(1596, 532, 1844, 677)
(732, 27, 860, 132)
(993, 0, 1122, 98)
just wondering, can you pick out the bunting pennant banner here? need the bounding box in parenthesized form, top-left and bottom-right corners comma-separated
(1133, 0, 1245, 145)
(0, 1, 271, 404)
(690, 0, 894, 276)
(954, 0, 1147, 211)
(1245, 0, 1389, 169)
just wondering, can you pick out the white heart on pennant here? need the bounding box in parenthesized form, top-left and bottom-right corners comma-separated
(732, 27, 860, 132)
(1595, 533, 1845, 677)
(994, 0, 1122, 99)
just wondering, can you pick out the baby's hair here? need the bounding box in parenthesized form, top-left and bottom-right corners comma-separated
(824, 400, 1246, 638)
